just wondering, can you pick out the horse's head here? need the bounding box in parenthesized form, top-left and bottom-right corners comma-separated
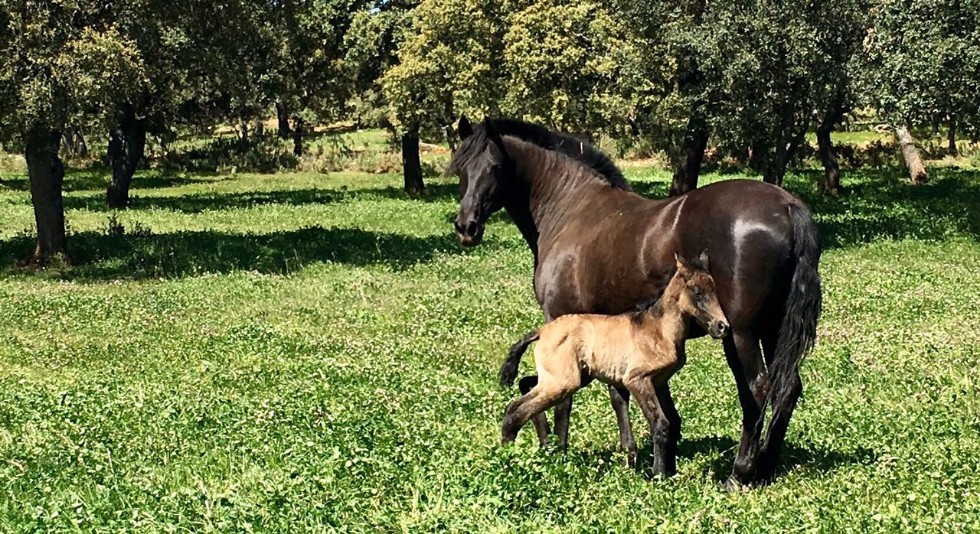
(448, 116, 515, 247)
(673, 251, 729, 339)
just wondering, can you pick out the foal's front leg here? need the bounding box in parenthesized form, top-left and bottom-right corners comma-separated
(609, 385, 637, 468)
(627, 377, 673, 476)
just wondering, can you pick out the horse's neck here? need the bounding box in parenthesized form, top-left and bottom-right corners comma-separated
(509, 141, 605, 241)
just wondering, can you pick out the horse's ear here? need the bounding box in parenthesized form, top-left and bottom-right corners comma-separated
(483, 117, 507, 158)
(698, 250, 710, 271)
(458, 115, 473, 139)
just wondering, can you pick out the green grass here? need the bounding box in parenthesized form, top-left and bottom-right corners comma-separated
(1, 163, 979, 531)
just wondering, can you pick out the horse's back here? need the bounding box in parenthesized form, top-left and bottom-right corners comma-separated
(537, 179, 811, 333)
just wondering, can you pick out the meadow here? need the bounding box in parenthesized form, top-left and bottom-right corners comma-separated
(1, 142, 979, 531)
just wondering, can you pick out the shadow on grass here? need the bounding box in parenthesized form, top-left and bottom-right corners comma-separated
(0, 225, 480, 281)
(0, 168, 217, 193)
(668, 434, 877, 483)
(63, 182, 462, 213)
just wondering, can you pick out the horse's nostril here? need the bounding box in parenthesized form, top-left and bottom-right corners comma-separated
(454, 220, 465, 234)
(466, 221, 479, 237)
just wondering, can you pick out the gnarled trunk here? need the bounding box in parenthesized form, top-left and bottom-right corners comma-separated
(895, 125, 928, 184)
(25, 127, 67, 262)
(107, 106, 147, 208)
(402, 129, 424, 197)
(669, 112, 709, 197)
(948, 116, 958, 156)
(817, 102, 845, 196)
(292, 117, 304, 156)
(276, 101, 291, 138)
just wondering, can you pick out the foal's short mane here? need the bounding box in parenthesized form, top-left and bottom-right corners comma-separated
(449, 118, 630, 191)
(628, 255, 711, 325)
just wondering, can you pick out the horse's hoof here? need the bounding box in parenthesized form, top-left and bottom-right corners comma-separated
(722, 476, 749, 493)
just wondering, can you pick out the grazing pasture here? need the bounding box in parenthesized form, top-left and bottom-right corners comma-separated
(0, 164, 979, 530)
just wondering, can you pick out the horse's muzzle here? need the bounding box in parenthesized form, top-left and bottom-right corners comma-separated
(454, 218, 484, 247)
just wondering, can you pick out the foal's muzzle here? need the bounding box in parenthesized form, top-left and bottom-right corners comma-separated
(454, 217, 484, 247)
(709, 320, 730, 339)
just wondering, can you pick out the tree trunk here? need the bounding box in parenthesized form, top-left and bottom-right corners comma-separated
(948, 116, 958, 156)
(25, 127, 67, 262)
(75, 130, 88, 158)
(276, 101, 291, 138)
(402, 129, 424, 196)
(292, 117, 304, 156)
(107, 106, 147, 208)
(669, 112, 709, 196)
(817, 102, 845, 196)
(895, 125, 928, 184)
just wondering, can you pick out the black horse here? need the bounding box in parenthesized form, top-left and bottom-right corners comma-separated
(451, 117, 821, 486)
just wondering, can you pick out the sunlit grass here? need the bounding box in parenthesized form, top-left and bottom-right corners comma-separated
(0, 159, 978, 530)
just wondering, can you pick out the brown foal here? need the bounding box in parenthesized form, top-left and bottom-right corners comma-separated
(499, 251, 730, 474)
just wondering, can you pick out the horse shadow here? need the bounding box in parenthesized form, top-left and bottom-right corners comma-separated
(668, 434, 876, 483)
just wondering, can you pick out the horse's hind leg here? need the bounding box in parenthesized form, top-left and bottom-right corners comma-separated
(758, 331, 802, 482)
(723, 331, 770, 487)
(519, 375, 551, 446)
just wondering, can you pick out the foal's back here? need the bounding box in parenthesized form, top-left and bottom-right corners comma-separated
(537, 313, 663, 385)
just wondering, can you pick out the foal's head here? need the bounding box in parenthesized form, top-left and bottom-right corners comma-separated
(449, 117, 516, 247)
(670, 251, 729, 339)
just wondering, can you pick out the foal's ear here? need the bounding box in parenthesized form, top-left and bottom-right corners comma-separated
(698, 250, 710, 272)
(458, 115, 473, 139)
(674, 252, 692, 273)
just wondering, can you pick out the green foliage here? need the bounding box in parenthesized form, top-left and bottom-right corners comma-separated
(381, 0, 508, 135)
(861, 0, 980, 139)
(501, 0, 631, 134)
(0, 2, 146, 145)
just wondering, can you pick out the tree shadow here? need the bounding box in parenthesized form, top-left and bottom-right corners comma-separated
(62, 183, 462, 213)
(0, 171, 216, 193)
(0, 225, 485, 281)
(793, 167, 980, 248)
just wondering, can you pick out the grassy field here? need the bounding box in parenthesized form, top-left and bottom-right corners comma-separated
(1, 159, 979, 530)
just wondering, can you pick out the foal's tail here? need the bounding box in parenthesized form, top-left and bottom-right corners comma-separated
(766, 203, 822, 425)
(499, 330, 539, 387)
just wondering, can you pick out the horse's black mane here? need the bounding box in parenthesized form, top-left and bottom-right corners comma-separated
(450, 118, 630, 191)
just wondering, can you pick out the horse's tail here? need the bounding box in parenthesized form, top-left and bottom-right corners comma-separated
(765, 203, 822, 429)
(499, 330, 539, 387)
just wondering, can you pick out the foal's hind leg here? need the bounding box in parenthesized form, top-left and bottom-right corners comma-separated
(502, 383, 574, 445)
(723, 331, 770, 487)
(519, 375, 550, 446)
